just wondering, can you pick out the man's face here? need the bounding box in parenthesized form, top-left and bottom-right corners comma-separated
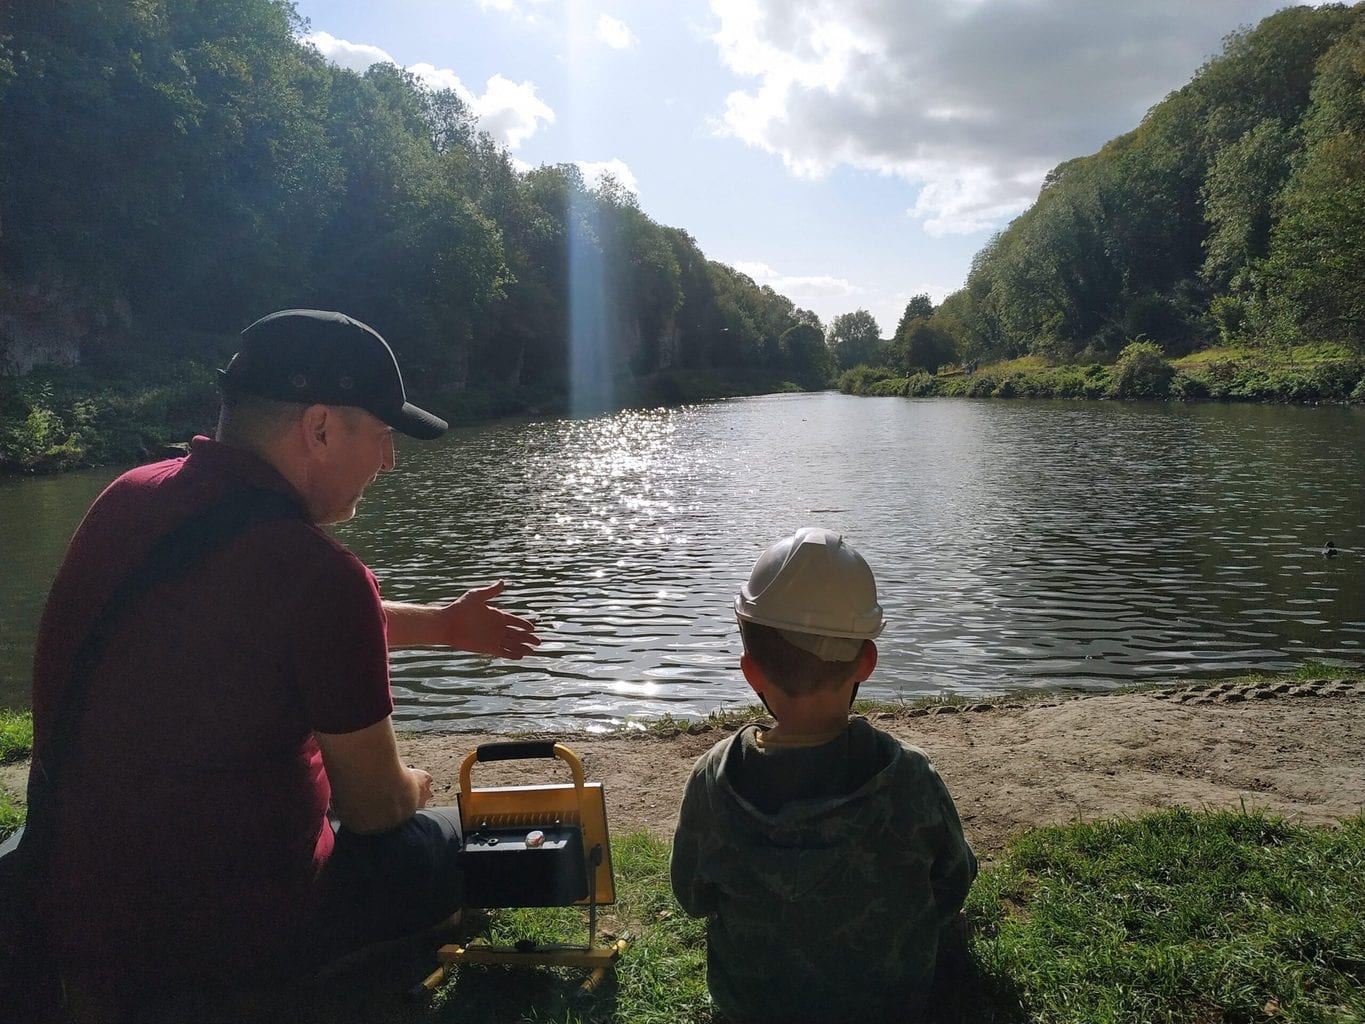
(313, 408, 396, 525)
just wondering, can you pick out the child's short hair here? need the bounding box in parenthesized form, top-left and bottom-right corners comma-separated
(739, 620, 866, 696)
(734, 527, 883, 697)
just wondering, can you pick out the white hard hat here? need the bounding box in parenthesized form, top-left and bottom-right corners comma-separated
(735, 528, 884, 661)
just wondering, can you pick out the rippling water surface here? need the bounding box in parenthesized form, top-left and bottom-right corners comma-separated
(2, 394, 1362, 729)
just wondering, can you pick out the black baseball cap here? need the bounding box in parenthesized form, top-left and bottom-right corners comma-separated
(219, 309, 448, 440)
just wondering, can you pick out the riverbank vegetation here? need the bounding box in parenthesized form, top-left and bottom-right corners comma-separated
(839, 339, 1365, 403)
(0, 358, 803, 474)
(835, 3, 1365, 395)
(3, 4, 1364, 473)
(0, 2, 832, 474)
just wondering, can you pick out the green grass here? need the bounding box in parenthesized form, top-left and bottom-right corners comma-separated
(980, 355, 1053, 375)
(1286, 661, 1352, 681)
(4, 684, 1364, 1022)
(1, 709, 33, 839)
(137, 811, 1364, 1023)
(0, 709, 34, 764)
(963, 809, 1365, 1024)
(0, 793, 22, 838)
(1172, 341, 1355, 367)
(424, 832, 711, 1023)
(1202, 660, 1356, 688)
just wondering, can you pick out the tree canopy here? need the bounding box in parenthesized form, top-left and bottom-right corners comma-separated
(922, 3, 1365, 363)
(0, 0, 828, 397)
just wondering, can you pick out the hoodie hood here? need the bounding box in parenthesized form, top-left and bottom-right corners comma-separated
(697, 719, 911, 901)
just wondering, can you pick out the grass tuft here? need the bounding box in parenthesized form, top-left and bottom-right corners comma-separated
(0, 709, 33, 764)
(0, 793, 23, 839)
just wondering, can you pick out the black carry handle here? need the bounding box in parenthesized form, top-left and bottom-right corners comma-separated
(459, 741, 586, 797)
(475, 741, 559, 762)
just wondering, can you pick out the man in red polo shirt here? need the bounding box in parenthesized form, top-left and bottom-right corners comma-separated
(22, 310, 540, 1016)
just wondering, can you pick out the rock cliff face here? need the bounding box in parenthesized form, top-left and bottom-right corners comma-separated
(0, 277, 129, 376)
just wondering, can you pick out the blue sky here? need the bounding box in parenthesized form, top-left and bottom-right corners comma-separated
(294, 0, 1309, 337)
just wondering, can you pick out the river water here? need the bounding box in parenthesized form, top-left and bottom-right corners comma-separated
(1, 393, 1361, 730)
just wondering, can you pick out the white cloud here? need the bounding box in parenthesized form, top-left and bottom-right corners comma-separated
(733, 261, 858, 300)
(471, 75, 556, 151)
(709, 0, 1298, 234)
(596, 14, 637, 49)
(405, 62, 467, 95)
(304, 30, 397, 74)
(576, 159, 640, 195)
(478, 0, 552, 17)
(303, 33, 555, 152)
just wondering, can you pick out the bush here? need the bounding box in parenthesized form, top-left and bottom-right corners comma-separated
(0, 366, 220, 473)
(1306, 361, 1363, 401)
(1221, 361, 1364, 403)
(965, 374, 997, 397)
(936, 374, 971, 397)
(993, 373, 1024, 398)
(1109, 340, 1174, 399)
(1171, 371, 1210, 400)
(902, 371, 937, 397)
(836, 364, 900, 395)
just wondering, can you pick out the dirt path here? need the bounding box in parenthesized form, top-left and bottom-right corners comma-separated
(398, 676, 1365, 855)
(5, 677, 1362, 857)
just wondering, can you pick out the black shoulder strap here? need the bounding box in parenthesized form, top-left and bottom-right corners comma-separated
(41, 487, 307, 783)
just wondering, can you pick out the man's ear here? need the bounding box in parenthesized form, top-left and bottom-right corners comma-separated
(855, 640, 878, 682)
(299, 404, 333, 455)
(740, 652, 767, 696)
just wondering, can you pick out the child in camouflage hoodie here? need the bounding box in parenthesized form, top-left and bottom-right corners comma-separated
(670, 528, 977, 1024)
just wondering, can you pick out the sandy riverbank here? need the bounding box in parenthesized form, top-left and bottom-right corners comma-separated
(4, 677, 1362, 855)
(396, 675, 1365, 855)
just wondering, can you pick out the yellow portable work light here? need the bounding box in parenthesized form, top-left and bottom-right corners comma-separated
(412, 741, 626, 998)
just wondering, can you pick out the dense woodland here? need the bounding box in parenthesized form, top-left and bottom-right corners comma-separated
(849, 2, 1365, 379)
(1, 2, 1363, 471)
(0, 0, 835, 470)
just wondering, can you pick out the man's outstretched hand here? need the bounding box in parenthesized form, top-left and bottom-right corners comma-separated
(383, 581, 541, 658)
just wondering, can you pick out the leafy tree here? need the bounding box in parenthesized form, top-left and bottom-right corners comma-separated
(827, 310, 883, 370)
(425, 87, 478, 154)
(900, 320, 956, 375)
(1255, 16, 1365, 356)
(1200, 118, 1296, 291)
(900, 294, 935, 324)
(779, 323, 834, 389)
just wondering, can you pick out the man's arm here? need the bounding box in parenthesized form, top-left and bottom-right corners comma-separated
(383, 580, 540, 658)
(315, 717, 433, 834)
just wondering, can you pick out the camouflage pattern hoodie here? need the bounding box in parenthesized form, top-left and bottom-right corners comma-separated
(670, 718, 977, 1024)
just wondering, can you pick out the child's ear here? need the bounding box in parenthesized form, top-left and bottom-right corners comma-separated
(740, 652, 767, 695)
(855, 641, 878, 681)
